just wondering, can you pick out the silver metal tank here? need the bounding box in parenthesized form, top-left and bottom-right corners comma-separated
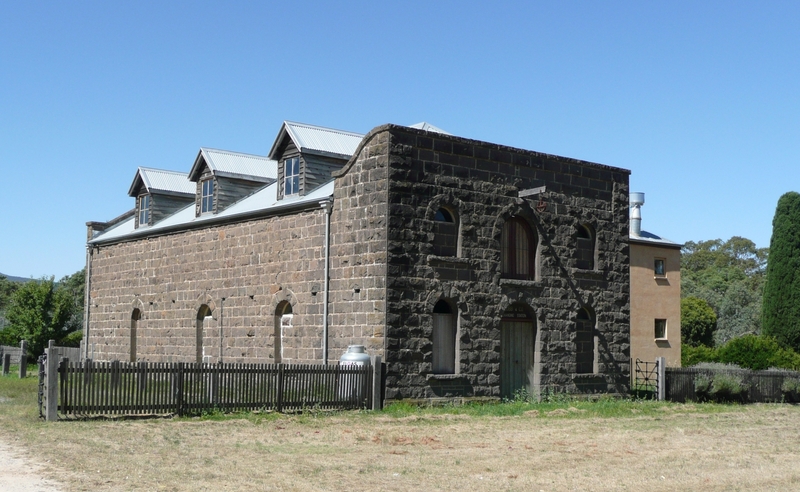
(339, 345, 370, 401)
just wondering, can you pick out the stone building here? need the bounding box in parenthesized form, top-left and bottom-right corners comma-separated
(84, 121, 633, 401)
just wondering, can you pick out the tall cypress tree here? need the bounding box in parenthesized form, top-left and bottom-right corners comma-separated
(762, 191, 800, 351)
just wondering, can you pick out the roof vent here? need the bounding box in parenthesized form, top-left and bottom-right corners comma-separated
(630, 192, 645, 237)
(409, 122, 451, 135)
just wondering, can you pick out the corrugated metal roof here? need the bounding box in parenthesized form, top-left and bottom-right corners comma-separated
(282, 121, 364, 158)
(91, 180, 334, 244)
(135, 168, 195, 195)
(409, 122, 451, 135)
(200, 148, 277, 181)
(630, 230, 682, 247)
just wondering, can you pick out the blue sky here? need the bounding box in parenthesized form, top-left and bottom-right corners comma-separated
(1, 1, 798, 279)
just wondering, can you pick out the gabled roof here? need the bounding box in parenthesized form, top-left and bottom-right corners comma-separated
(188, 148, 277, 183)
(409, 122, 451, 135)
(268, 121, 364, 161)
(128, 168, 195, 197)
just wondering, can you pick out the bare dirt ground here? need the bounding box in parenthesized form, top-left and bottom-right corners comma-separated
(0, 438, 64, 492)
(4, 404, 799, 492)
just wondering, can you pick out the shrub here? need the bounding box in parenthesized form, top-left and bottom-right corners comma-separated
(59, 330, 83, 348)
(682, 344, 719, 367)
(782, 378, 800, 403)
(716, 334, 790, 370)
(693, 369, 748, 403)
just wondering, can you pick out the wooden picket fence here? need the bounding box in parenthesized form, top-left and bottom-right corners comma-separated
(665, 366, 800, 403)
(41, 357, 381, 420)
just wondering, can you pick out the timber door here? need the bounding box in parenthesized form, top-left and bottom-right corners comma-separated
(500, 304, 535, 399)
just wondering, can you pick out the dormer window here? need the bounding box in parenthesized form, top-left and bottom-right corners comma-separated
(201, 179, 214, 214)
(284, 157, 300, 196)
(138, 195, 150, 226)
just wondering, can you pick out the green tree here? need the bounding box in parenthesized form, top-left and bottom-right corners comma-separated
(0, 275, 21, 330)
(681, 237, 767, 345)
(1, 276, 76, 357)
(57, 268, 85, 335)
(762, 191, 800, 352)
(680, 297, 717, 347)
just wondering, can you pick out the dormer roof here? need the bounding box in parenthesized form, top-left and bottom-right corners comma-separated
(268, 121, 364, 161)
(128, 168, 195, 197)
(188, 148, 277, 183)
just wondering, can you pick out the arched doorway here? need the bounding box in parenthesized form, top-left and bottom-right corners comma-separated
(196, 305, 212, 363)
(500, 303, 536, 399)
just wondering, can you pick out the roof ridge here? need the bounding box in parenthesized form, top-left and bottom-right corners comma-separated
(200, 147, 272, 160)
(283, 120, 365, 138)
(139, 167, 189, 175)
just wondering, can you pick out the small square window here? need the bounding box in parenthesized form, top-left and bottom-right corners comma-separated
(654, 258, 666, 276)
(654, 319, 667, 339)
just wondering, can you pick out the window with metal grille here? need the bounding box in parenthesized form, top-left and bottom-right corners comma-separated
(576, 224, 595, 270)
(575, 308, 595, 374)
(433, 207, 458, 257)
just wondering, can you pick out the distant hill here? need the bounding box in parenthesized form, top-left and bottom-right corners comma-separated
(0, 273, 31, 283)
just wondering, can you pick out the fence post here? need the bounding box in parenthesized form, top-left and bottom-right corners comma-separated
(173, 363, 185, 417)
(19, 340, 28, 378)
(46, 340, 59, 421)
(2, 353, 9, 376)
(277, 364, 284, 413)
(656, 356, 666, 401)
(371, 355, 382, 411)
(211, 364, 219, 406)
(111, 360, 120, 389)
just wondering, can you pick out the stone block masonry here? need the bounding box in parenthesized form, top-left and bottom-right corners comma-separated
(86, 209, 330, 364)
(369, 125, 631, 400)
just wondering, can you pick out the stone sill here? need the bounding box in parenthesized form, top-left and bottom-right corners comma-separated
(499, 278, 540, 287)
(572, 374, 605, 382)
(570, 268, 605, 279)
(427, 373, 467, 381)
(427, 255, 472, 266)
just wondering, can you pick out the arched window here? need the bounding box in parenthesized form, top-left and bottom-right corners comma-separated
(130, 308, 141, 363)
(433, 207, 459, 257)
(274, 301, 292, 364)
(576, 224, 595, 270)
(575, 308, 596, 374)
(196, 305, 212, 364)
(501, 217, 535, 280)
(432, 300, 457, 374)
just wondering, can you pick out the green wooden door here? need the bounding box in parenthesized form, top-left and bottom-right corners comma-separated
(500, 319, 535, 399)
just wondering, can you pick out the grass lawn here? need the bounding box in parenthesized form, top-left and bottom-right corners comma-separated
(2, 372, 800, 491)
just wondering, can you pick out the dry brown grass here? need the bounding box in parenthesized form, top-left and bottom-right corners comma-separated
(2, 377, 800, 491)
(4, 407, 800, 491)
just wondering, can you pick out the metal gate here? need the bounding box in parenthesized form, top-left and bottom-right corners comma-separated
(632, 358, 659, 399)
